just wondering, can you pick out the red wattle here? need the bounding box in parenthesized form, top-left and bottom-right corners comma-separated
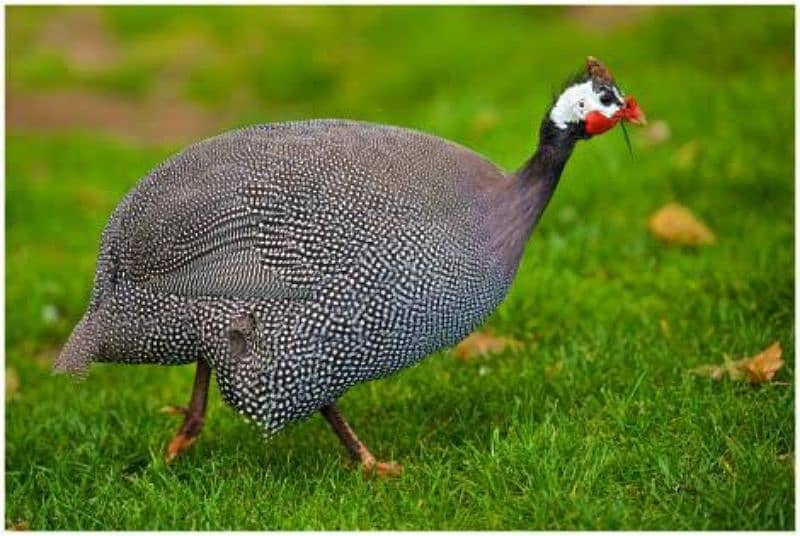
(584, 111, 620, 135)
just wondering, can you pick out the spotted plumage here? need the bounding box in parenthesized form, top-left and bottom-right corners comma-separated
(56, 58, 644, 469)
(59, 120, 512, 432)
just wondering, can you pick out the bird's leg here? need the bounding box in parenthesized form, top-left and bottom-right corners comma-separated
(164, 359, 211, 463)
(319, 403, 402, 478)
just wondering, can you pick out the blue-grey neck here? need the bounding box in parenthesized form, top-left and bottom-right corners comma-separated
(517, 118, 582, 219)
(490, 118, 582, 278)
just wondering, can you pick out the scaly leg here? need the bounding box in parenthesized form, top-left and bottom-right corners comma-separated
(163, 359, 211, 463)
(320, 403, 402, 478)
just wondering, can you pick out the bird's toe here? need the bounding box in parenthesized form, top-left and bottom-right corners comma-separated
(165, 432, 198, 463)
(363, 460, 403, 478)
(160, 405, 189, 416)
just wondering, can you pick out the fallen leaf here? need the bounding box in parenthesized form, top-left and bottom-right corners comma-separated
(640, 119, 671, 145)
(691, 342, 784, 385)
(648, 203, 716, 246)
(9, 519, 29, 530)
(453, 330, 521, 361)
(741, 342, 784, 384)
(6, 368, 20, 401)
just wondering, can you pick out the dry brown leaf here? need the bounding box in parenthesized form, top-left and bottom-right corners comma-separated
(691, 342, 784, 385)
(648, 203, 716, 246)
(453, 330, 521, 361)
(640, 120, 671, 146)
(9, 519, 29, 531)
(741, 342, 784, 384)
(6, 368, 20, 401)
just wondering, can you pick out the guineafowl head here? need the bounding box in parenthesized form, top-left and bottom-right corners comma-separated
(549, 56, 646, 139)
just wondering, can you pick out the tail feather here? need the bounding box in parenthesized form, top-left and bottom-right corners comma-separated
(53, 313, 100, 376)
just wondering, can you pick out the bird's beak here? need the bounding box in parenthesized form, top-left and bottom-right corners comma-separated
(620, 96, 646, 125)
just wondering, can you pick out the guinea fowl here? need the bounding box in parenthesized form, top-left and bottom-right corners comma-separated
(55, 57, 644, 476)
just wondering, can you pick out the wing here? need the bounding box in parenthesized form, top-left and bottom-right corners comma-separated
(114, 139, 336, 301)
(109, 119, 494, 302)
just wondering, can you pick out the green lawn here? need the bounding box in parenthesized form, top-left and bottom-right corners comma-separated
(5, 6, 794, 530)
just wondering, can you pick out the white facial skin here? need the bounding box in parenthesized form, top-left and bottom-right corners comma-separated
(549, 80, 625, 129)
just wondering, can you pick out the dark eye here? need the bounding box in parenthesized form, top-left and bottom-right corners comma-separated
(600, 92, 615, 106)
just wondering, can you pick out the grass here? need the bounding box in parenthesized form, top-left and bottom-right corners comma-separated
(5, 5, 794, 530)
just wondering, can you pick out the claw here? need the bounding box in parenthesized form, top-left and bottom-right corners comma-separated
(165, 432, 198, 463)
(362, 459, 403, 478)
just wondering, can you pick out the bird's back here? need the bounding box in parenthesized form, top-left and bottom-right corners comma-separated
(93, 120, 509, 305)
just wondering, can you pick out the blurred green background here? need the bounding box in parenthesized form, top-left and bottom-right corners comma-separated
(5, 5, 794, 530)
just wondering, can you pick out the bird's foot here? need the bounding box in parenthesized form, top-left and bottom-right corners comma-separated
(363, 460, 403, 478)
(165, 431, 198, 463)
(164, 414, 204, 463)
(360, 452, 403, 478)
(319, 403, 403, 479)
